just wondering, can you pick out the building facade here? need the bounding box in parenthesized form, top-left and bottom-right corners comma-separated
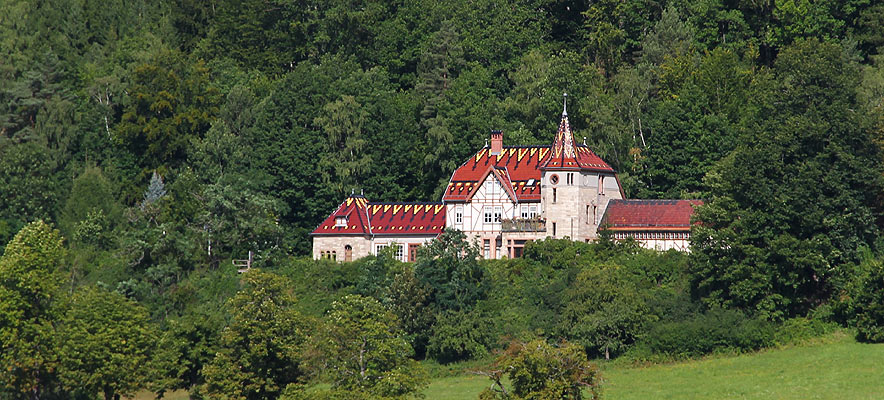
(312, 105, 699, 261)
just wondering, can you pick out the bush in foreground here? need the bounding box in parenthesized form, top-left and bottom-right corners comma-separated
(478, 339, 600, 400)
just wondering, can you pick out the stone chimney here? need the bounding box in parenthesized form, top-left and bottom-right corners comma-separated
(490, 130, 503, 155)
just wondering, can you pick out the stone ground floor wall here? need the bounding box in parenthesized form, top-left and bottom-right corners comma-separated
(312, 235, 373, 262)
(313, 235, 439, 262)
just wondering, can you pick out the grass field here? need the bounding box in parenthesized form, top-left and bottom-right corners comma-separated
(424, 331, 884, 400)
(133, 332, 884, 400)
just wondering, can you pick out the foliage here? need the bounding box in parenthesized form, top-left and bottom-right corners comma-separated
(690, 38, 884, 319)
(308, 294, 427, 398)
(56, 287, 154, 399)
(3, 0, 884, 395)
(479, 339, 601, 400)
(415, 229, 486, 312)
(428, 309, 494, 363)
(559, 265, 653, 360)
(0, 221, 65, 398)
(630, 309, 775, 361)
(848, 255, 884, 342)
(200, 270, 307, 400)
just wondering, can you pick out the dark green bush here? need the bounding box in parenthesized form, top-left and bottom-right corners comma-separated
(633, 309, 775, 359)
(427, 309, 494, 363)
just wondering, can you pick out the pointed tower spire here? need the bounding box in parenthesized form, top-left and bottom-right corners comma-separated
(541, 93, 579, 170)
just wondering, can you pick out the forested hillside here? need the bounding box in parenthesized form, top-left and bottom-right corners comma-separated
(3, 0, 884, 399)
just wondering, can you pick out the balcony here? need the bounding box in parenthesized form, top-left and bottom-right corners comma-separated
(501, 218, 546, 232)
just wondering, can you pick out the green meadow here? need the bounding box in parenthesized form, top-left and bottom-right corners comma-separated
(134, 332, 884, 399)
(424, 332, 884, 400)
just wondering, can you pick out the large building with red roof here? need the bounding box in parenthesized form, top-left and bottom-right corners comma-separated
(601, 199, 703, 251)
(312, 101, 700, 261)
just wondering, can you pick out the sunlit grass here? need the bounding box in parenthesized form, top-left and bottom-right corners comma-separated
(424, 331, 884, 400)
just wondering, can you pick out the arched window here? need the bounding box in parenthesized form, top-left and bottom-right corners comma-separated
(345, 245, 352, 262)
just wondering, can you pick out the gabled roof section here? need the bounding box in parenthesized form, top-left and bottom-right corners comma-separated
(540, 110, 614, 172)
(443, 145, 547, 202)
(312, 195, 446, 236)
(601, 200, 703, 230)
(366, 202, 446, 235)
(459, 166, 519, 203)
(443, 105, 615, 203)
(311, 194, 372, 235)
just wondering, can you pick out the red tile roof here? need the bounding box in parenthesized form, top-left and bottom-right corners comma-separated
(442, 113, 613, 203)
(311, 195, 446, 236)
(602, 200, 703, 231)
(541, 112, 613, 171)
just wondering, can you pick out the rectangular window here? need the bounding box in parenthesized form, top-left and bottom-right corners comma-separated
(593, 205, 598, 224)
(484, 206, 493, 223)
(483, 239, 490, 259)
(408, 244, 420, 262)
(495, 238, 502, 258)
(598, 176, 605, 195)
(567, 173, 574, 185)
(521, 205, 529, 218)
(552, 222, 557, 236)
(585, 205, 590, 224)
(335, 217, 347, 227)
(530, 205, 538, 218)
(455, 206, 463, 224)
(552, 188, 557, 203)
(494, 206, 502, 222)
(395, 245, 404, 262)
(376, 244, 388, 255)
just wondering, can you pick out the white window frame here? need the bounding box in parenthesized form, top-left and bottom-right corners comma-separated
(484, 206, 493, 224)
(335, 216, 347, 227)
(493, 206, 502, 223)
(395, 244, 404, 262)
(455, 206, 463, 224)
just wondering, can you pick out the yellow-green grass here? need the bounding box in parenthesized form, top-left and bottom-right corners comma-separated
(604, 332, 884, 400)
(423, 332, 884, 400)
(132, 333, 884, 400)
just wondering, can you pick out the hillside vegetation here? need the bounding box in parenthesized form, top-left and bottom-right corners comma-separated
(3, 0, 884, 399)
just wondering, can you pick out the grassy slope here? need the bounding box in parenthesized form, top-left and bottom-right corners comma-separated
(134, 333, 884, 400)
(424, 332, 884, 400)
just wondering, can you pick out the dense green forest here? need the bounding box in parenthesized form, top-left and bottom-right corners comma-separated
(3, 0, 884, 399)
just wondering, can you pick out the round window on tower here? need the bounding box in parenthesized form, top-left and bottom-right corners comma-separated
(550, 174, 559, 185)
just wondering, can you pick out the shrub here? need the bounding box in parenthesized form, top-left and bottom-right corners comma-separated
(632, 309, 775, 360)
(478, 339, 601, 400)
(841, 255, 884, 343)
(428, 309, 494, 363)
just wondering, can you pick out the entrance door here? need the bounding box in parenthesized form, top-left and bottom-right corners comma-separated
(408, 244, 421, 262)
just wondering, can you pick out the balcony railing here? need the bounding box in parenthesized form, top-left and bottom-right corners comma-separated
(501, 218, 546, 232)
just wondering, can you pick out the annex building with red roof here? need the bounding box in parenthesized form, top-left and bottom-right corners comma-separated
(312, 99, 701, 261)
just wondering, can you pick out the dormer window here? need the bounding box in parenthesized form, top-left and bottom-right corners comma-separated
(335, 216, 348, 227)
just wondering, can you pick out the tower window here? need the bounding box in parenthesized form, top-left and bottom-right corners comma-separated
(552, 222, 557, 236)
(553, 188, 557, 203)
(335, 216, 347, 227)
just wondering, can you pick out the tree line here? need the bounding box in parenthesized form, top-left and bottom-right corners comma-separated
(3, 0, 884, 398)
